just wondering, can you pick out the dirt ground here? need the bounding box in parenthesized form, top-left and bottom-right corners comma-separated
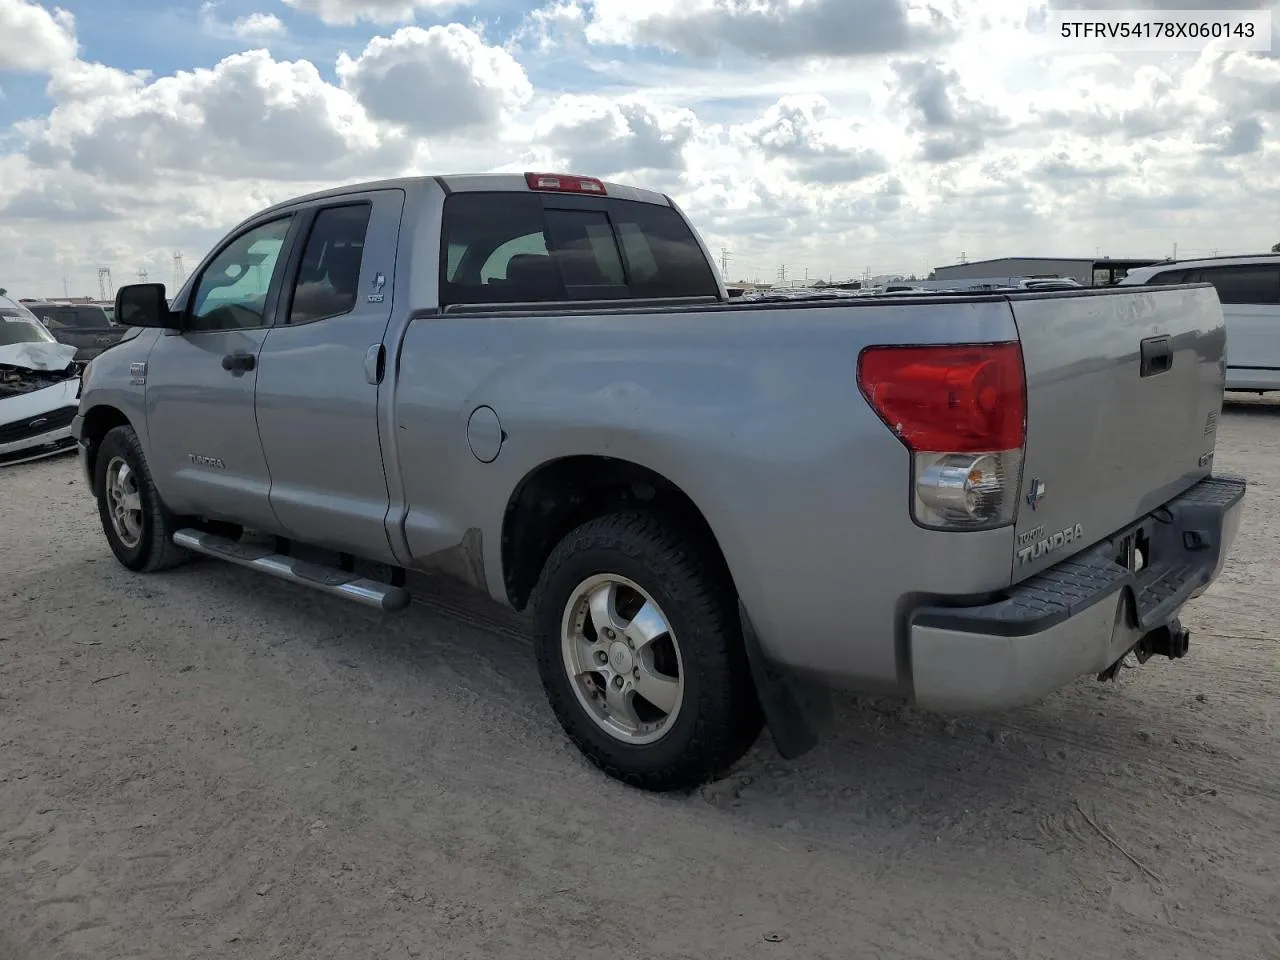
(2, 402, 1278, 960)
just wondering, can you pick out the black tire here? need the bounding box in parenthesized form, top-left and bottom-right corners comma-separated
(531, 511, 763, 791)
(94, 425, 190, 572)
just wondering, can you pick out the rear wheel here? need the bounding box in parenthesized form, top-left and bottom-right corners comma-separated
(95, 425, 189, 572)
(531, 511, 762, 791)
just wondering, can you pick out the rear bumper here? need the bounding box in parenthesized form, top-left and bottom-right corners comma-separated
(908, 475, 1246, 712)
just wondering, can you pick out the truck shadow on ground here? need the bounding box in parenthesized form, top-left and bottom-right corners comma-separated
(139, 553, 1247, 856)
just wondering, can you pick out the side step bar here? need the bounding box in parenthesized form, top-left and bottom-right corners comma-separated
(172, 529, 411, 612)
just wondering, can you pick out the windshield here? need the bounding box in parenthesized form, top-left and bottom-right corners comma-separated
(0, 311, 59, 346)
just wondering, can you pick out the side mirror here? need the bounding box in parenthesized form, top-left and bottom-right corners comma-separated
(115, 283, 180, 330)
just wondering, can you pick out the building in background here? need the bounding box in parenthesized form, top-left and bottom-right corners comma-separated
(725, 281, 774, 297)
(930, 256, 1165, 286)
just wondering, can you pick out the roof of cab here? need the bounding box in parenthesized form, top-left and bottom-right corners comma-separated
(250, 173, 672, 224)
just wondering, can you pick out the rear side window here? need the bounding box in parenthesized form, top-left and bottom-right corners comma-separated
(1197, 265, 1280, 305)
(440, 192, 718, 307)
(289, 203, 372, 324)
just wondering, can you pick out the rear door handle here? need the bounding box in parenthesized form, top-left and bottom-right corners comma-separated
(221, 352, 256, 373)
(1140, 336, 1172, 377)
(364, 343, 386, 385)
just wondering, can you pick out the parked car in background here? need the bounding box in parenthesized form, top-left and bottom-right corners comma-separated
(25, 300, 130, 361)
(0, 294, 82, 466)
(75, 172, 1244, 791)
(1120, 254, 1280, 393)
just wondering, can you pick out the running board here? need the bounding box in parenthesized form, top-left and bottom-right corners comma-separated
(172, 529, 411, 612)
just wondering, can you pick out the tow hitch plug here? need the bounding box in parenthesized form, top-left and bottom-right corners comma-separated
(1134, 617, 1191, 663)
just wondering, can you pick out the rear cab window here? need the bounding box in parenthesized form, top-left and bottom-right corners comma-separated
(440, 192, 718, 308)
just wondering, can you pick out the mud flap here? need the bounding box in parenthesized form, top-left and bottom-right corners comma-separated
(739, 600, 833, 760)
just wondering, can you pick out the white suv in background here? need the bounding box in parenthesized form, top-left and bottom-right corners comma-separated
(1120, 254, 1280, 393)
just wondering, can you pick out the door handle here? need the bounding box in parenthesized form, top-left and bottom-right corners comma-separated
(364, 343, 386, 385)
(221, 352, 256, 373)
(1139, 336, 1172, 378)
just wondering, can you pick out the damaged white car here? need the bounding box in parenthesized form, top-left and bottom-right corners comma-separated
(1, 295, 83, 467)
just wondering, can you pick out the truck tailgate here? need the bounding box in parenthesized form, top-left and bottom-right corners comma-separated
(1009, 284, 1225, 582)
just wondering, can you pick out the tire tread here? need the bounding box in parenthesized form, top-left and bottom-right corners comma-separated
(96, 425, 189, 572)
(532, 510, 762, 791)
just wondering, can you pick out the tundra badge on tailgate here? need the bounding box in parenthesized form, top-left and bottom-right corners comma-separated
(1016, 522, 1085, 565)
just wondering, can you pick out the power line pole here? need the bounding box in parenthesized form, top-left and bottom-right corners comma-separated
(777, 264, 787, 284)
(97, 267, 113, 301)
(173, 251, 186, 289)
(719, 247, 731, 278)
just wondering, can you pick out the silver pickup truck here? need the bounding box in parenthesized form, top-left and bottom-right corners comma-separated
(73, 172, 1245, 791)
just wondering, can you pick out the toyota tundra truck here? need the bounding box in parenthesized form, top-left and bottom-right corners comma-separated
(72, 172, 1245, 791)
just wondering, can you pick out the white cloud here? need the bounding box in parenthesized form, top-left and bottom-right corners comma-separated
(575, 0, 956, 60)
(733, 95, 889, 183)
(336, 25, 532, 136)
(530, 95, 697, 177)
(0, 0, 76, 72)
(1, 0, 1279, 295)
(282, 0, 472, 26)
(232, 12, 286, 39)
(890, 58, 1012, 162)
(20, 50, 414, 183)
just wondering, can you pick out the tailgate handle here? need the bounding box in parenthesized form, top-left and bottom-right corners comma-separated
(1140, 336, 1173, 377)
(221, 352, 256, 373)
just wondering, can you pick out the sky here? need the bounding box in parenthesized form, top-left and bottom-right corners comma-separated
(0, 0, 1278, 297)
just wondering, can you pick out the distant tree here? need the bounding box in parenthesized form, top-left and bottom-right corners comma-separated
(1272, 241, 1280, 252)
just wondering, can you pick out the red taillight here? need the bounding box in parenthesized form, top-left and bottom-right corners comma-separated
(856, 342, 1026, 454)
(524, 172, 608, 195)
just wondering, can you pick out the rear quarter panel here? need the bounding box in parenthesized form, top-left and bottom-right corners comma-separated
(392, 297, 1022, 694)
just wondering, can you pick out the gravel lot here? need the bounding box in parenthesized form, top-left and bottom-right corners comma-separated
(2, 401, 1278, 960)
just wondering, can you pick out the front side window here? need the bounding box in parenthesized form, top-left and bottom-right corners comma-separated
(189, 216, 293, 332)
(288, 203, 372, 325)
(1198, 265, 1280, 305)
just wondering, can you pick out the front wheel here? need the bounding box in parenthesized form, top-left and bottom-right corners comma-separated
(94, 425, 189, 572)
(531, 511, 763, 791)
